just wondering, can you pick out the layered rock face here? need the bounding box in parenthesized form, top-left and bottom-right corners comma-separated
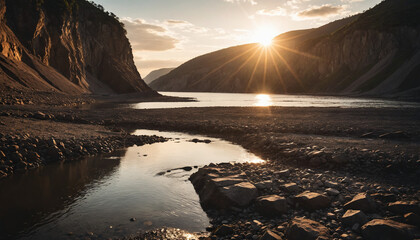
(0, 0, 153, 94)
(151, 0, 420, 97)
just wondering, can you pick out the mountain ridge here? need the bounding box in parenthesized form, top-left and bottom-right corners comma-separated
(150, 0, 420, 97)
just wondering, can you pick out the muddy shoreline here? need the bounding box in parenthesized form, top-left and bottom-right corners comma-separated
(0, 92, 419, 239)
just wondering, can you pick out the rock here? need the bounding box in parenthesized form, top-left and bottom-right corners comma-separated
(213, 224, 234, 236)
(260, 230, 283, 240)
(220, 182, 258, 207)
(181, 166, 193, 171)
(388, 201, 420, 215)
(275, 169, 290, 178)
(324, 181, 339, 188)
(255, 180, 273, 190)
(294, 191, 330, 211)
(325, 188, 339, 196)
(371, 193, 397, 203)
(344, 193, 376, 213)
(361, 219, 418, 240)
(256, 195, 288, 217)
(404, 213, 420, 227)
(190, 168, 258, 209)
(342, 210, 368, 226)
(34, 111, 46, 119)
(285, 217, 330, 240)
(282, 183, 300, 192)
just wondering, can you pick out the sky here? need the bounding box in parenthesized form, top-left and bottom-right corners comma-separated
(92, 0, 382, 77)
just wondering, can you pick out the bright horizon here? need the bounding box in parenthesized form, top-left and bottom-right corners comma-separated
(92, 0, 381, 77)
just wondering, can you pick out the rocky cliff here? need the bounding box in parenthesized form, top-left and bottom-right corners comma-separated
(0, 0, 153, 94)
(151, 0, 420, 98)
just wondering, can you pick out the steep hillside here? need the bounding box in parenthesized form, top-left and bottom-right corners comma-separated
(151, 0, 420, 97)
(144, 68, 175, 84)
(0, 0, 153, 94)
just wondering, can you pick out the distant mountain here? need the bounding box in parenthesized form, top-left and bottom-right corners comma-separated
(144, 68, 175, 84)
(0, 0, 153, 94)
(151, 0, 420, 97)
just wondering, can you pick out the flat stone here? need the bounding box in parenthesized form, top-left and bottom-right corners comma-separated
(325, 188, 339, 196)
(285, 217, 330, 240)
(388, 201, 420, 215)
(294, 191, 330, 211)
(259, 230, 283, 240)
(361, 219, 418, 240)
(220, 182, 258, 207)
(282, 183, 300, 192)
(256, 195, 288, 217)
(342, 210, 368, 226)
(324, 180, 339, 188)
(344, 193, 376, 213)
(255, 180, 273, 190)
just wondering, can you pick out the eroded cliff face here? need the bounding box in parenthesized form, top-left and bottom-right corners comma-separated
(0, 0, 153, 95)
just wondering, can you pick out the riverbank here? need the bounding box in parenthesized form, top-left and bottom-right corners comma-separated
(0, 92, 419, 239)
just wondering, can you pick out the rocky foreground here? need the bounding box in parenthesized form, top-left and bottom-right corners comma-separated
(0, 93, 419, 239)
(189, 162, 419, 240)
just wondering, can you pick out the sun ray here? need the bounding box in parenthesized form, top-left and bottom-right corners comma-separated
(271, 46, 304, 89)
(246, 46, 265, 92)
(268, 49, 288, 92)
(271, 42, 321, 61)
(214, 47, 262, 90)
(190, 44, 260, 87)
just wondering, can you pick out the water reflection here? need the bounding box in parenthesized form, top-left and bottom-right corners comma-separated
(0, 155, 122, 240)
(254, 94, 273, 107)
(0, 130, 264, 240)
(131, 92, 420, 109)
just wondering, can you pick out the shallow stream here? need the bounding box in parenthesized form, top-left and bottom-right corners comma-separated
(0, 130, 264, 240)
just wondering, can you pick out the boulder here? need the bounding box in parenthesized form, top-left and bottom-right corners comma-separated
(388, 201, 420, 215)
(342, 210, 368, 226)
(190, 167, 258, 209)
(285, 217, 330, 240)
(256, 195, 288, 217)
(294, 191, 330, 210)
(361, 219, 418, 240)
(260, 230, 283, 240)
(344, 193, 376, 213)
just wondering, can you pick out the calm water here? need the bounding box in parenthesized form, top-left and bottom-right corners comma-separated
(131, 92, 420, 109)
(0, 130, 263, 240)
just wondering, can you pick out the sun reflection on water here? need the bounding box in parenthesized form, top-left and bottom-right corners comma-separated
(254, 94, 273, 107)
(246, 156, 266, 164)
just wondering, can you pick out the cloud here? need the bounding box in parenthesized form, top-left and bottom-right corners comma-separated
(224, 0, 257, 5)
(296, 4, 345, 19)
(134, 58, 182, 69)
(122, 18, 179, 51)
(256, 7, 287, 16)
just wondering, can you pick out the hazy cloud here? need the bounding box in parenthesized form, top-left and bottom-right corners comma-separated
(224, 0, 257, 5)
(297, 4, 345, 19)
(122, 18, 179, 51)
(256, 7, 287, 16)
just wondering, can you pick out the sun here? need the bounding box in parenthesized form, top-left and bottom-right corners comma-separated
(254, 26, 276, 47)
